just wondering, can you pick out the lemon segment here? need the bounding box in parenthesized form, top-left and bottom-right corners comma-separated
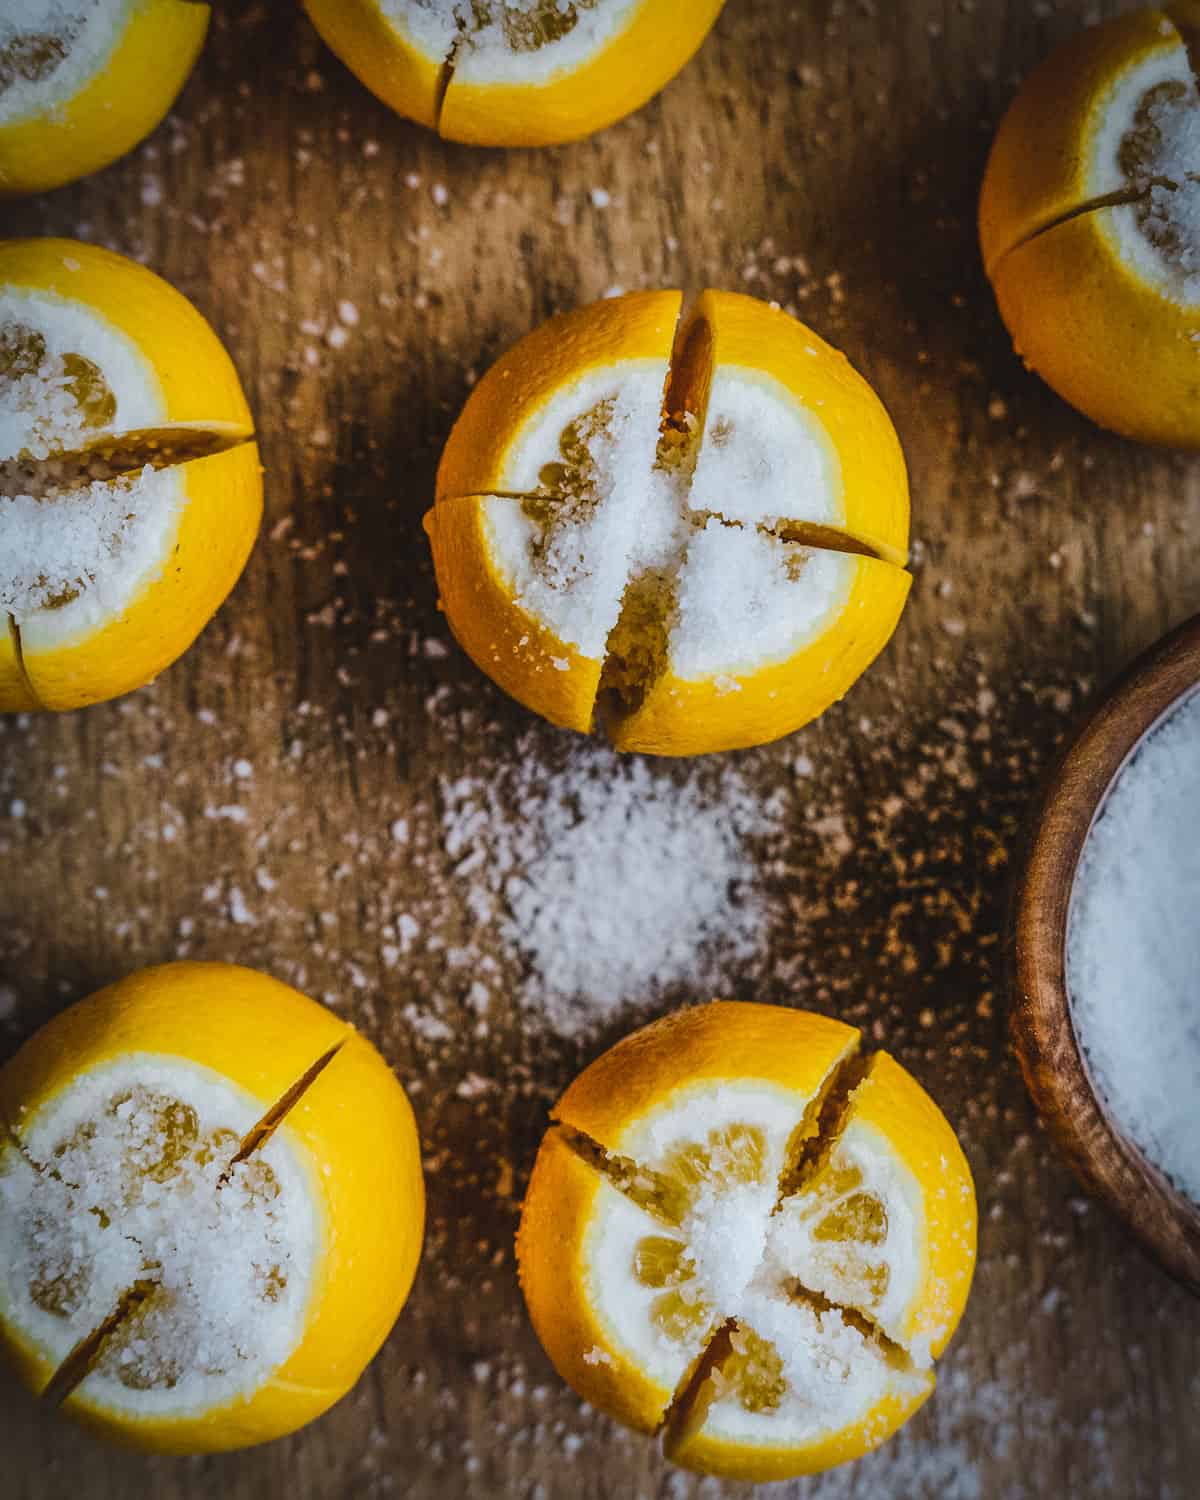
(0, 239, 255, 435)
(0, 963, 424, 1454)
(665, 1302, 934, 1482)
(825, 1054, 976, 1361)
(0, 2, 209, 197)
(681, 291, 910, 567)
(551, 1003, 860, 1159)
(423, 494, 605, 733)
(607, 545, 912, 757)
(435, 290, 680, 502)
(517, 1129, 710, 1434)
(16, 442, 263, 712)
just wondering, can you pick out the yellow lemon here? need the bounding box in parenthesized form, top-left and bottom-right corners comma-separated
(0, 1, 209, 197)
(980, 7, 1200, 446)
(517, 1002, 976, 1481)
(0, 237, 263, 711)
(425, 289, 911, 755)
(301, 0, 725, 147)
(0, 961, 424, 1454)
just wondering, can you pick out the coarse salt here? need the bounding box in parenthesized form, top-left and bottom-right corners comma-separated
(1067, 685, 1200, 1203)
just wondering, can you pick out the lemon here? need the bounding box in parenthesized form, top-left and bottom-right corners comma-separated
(426, 289, 911, 754)
(980, 8, 1200, 447)
(302, 0, 725, 147)
(517, 1002, 976, 1481)
(0, 238, 262, 711)
(0, 962, 424, 1454)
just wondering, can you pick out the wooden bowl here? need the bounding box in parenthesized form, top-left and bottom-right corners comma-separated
(1010, 612, 1200, 1294)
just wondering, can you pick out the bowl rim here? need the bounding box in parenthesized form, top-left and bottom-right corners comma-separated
(1010, 611, 1200, 1294)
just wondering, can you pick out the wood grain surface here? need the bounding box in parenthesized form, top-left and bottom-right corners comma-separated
(3, 2, 1199, 1497)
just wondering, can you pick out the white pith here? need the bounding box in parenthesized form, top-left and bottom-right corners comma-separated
(1087, 36, 1200, 303)
(0, 1, 131, 129)
(378, 0, 638, 83)
(1, 283, 184, 632)
(0, 1054, 318, 1418)
(576, 1074, 939, 1452)
(480, 354, 859, 685)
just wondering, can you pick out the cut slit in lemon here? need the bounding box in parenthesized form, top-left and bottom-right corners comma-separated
(517, 1002, 976, 1481)
(426, 289, 912, 755)
(0, 962, 425, 1453)
(0, 239, 262, 712)
(979, 8, 1200, 447)
(301, 0, 726, 148)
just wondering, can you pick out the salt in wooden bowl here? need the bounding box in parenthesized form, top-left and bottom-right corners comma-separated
(1010, 612, 1200, 1294)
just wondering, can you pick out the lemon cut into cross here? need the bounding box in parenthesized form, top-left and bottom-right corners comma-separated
(0, 238, 262, 712)
(302, 0, 725, 148)
(425, 289, 912, 756)
(517, 1003, 976, 1482)
(980, 7, 1200, 447)
(0, 1, 209, 196)
(0, 962, 425, 1454)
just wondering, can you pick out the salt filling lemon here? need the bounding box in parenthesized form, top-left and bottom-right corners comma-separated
(0, 1059, 317, 1415)
(0, 2, 209, 196)
(517, 1003, 976, 1481)
(0, 239, 261, 711)
(0, 962, 426, 1454)
(426, 289, 911, 755)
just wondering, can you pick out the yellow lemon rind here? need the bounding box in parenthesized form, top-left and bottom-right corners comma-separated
(608, 553, 912, 757)
(0, 2, 209, 198)
(300, 0, 443, 130)
(437, 0, 727, 148)
(552, 1002, 861, 1158)
(423, 494, 602, 733)
(990, 202, 1200, 448)
(978, 8, 1184, 275)
(0, 961, 424, 1454)
(686, 291, 911, 567)
(16, 442, 264, 711)
(434, 289, 682, 502)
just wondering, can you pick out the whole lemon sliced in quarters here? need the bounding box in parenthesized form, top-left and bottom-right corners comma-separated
(425, 289, 912, 756)
(517, 1002, 976, 1482)
(0, 238, 262, 712)
(0, 961, 425, 1454)
(0, 1, 208, 196)
(979, 7, 1200, 447)
(302, 0, 725, 147)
